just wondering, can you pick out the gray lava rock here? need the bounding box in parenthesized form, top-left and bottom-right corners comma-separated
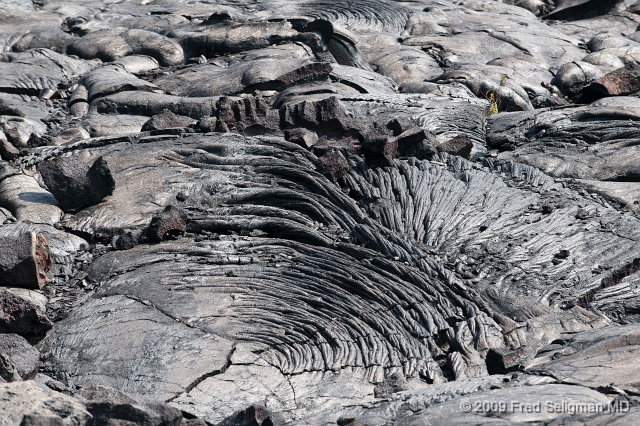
(360, 128, 398, 167)
(216, 95, 280, 135)
(530, 325, 640, 395)
(436, 135, 473, 160)
(284, 128, 318, 150)
(281, 96, 359, 139)
(0, 381, 91, 426)
(38, 156, 115, 212)
(67, 28, 184, 66)
(0, 287, 52, 336)
(196, 116, 218, 133)
(51, 128, 90, 147)
(141, 110, 194, 132)
(6, 0, 640, 424)
(373, 373, 409, 398)
(553, 61, 604, 97)
(0, 232, 51, 290)
(0, 333, 39, 382)
(0, 134, 19, 161)
(74, 385, 182, 426)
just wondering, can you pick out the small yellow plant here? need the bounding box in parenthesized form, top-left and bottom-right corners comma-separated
(487, 75, 508, 115)
(488, 92, 499, 115)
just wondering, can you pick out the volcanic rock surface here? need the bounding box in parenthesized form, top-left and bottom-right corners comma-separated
(2, 0, 640, 425)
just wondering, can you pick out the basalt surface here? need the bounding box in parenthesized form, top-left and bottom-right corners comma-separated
(2, 0, 640, 425)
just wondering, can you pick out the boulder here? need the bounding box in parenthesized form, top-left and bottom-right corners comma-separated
(360, 128, 397, 167)
(147, 206, 187, 242)
(0, 333, 40, 382)
(0, 287, 52, 336)
(38, 156, 115, 212)
(0, 232, 51, 290)
(0, 381, 91, 426)
(316, 148, 350, 182)
(141, 110, 194, 132)
(581, 65, 640, 101)
(284, 128, 318, 150)
(436, 135, 473, 159)
(0, 132, 19, 161)
(74, 385, 182, 426)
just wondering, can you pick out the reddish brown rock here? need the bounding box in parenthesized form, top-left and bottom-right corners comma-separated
(581, 65, 640, 101)
(0, 232, 51, 290)
(486, 347, 528, 374)
(316, 148, 350, 182)
(148, 206, 188, 242)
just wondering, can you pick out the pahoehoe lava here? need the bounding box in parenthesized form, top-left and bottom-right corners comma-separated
(2, 0, 640, 425)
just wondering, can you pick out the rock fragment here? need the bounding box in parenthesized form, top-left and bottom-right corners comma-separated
(0, 333, 39, 382)
(147, 206, 187, 242)
(373, 373, 409, 398)
(0, 232, 51, 290)
(284, 128, 318, 149)
(396, 127, 437, 160)
(0, 381, 91, 426)
(552, 61, 604, 97)
(486, 347, 528, 374)
(281, 96, 358, 139)
(218, 405, 283, 426)
(0, 133, 19, 161)
(581, 65, 640, 101)
(360, 128, 397, 167)
(38, 156, 115, 211)
(215, 95, 279, 135)
(141, 109, 194, 132)
(436, 135, 473, 159)
(112, 232, 138, 251)
(316, 148, 350, 182)
(196, 117, 217, 133)
(0, 287, 51, 336)
(74, 385, 182, 426)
